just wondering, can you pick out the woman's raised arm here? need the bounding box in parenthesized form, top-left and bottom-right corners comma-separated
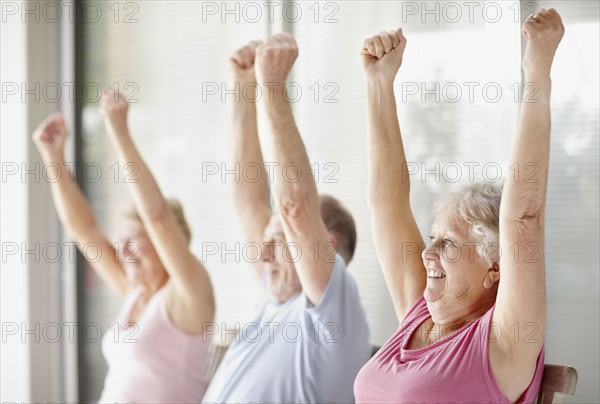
(491, 9, 564, 400)
(100, 92, 214, 325)
(32, 114, 128, 295)
(361, 29, 427, 322)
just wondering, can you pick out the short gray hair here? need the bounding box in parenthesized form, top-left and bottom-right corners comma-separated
(433, 181, 503, 265)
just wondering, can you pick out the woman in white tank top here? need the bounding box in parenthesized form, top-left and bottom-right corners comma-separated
(32, 91, 215, 403)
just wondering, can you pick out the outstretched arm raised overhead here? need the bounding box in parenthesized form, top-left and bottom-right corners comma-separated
(101, 92, 214, 331)
(32, 114, 129, 295)
(254, 34, 333, 306)
(490, 9, 564, 401)
(230, 40, 272, 279)
(361, 29, 427, 322)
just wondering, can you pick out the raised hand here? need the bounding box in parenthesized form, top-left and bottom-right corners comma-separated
(100, 89, 129, 136)
(32, 113, 68, 161)
(522, 8, 565, 76)
(255, 33, 298, 86)
(231, 40, 262, 84)
(361, 28, 406, 83)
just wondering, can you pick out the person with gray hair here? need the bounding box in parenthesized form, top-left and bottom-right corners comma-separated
(354, 8, 564, 403)
(433, 181, 504, 266)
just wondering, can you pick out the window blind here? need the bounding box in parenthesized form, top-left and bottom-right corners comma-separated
(79, 2, 267, 400)
(78, 1, 599, 402)
(290, 1, 598, 402)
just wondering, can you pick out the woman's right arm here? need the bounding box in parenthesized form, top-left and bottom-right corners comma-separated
(32, 113, 128, 295)
(361, 29, 427, 322)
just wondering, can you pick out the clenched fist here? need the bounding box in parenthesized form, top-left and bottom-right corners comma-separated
(32, 113, 68, 161)
(100, 90, 129, 136)
(231, 40, 262, 83)
(255, 33, 299, 85)
(361, 28, 406, 83)
(522, 8, 564, 76)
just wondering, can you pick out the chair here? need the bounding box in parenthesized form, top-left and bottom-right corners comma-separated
(205, 324, 239, 380)
(536, 364, 578, 404)
(206, 342, 230, 381)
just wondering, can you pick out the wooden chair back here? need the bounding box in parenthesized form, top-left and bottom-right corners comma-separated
(536, 364, 578, 404)
(206, 343, 230, 381)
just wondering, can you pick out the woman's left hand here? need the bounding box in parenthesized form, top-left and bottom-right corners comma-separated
(522, 8, 565, 76)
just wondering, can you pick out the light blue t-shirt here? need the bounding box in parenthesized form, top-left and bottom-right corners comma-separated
(202, 254, 371, 404)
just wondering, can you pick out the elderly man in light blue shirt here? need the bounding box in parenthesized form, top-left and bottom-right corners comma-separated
(202, 35, 371, 404)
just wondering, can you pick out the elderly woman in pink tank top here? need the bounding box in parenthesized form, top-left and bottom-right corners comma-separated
(32, 92, 215, 403)
(354, 9, 565, 404)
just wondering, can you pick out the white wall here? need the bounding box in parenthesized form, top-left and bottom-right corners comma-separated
(0, 1, 76, 400)
(1, 8, 32, 399)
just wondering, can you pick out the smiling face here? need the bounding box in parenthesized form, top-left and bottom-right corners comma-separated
(261, 215, 302, 303)
(118, 219, 169, 288)
(421, 210, 500, 323)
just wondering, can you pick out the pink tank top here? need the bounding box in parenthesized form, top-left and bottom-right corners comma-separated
(99, 285, 211, 403)
(354, 296, 545, 403)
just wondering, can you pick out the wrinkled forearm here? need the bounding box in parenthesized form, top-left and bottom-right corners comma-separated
(262, 89, 318, 212)
(367, 77, 411, 207)
(501, 73, 551, 220)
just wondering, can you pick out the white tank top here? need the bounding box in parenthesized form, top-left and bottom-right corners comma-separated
(99, 286, 211, 403)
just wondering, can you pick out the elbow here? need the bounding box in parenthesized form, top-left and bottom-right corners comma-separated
(231, 187, 245, 210)
(367, 194, 382, 212)
(277, 191, 312, 224)
(67, 217, 99, 240)
(500, 199, 545, 237)
(501, 193, 546, 223)
(367, 189, 385, 210)
(367, 180, 384, 208)
(146, 199, 170, 225)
